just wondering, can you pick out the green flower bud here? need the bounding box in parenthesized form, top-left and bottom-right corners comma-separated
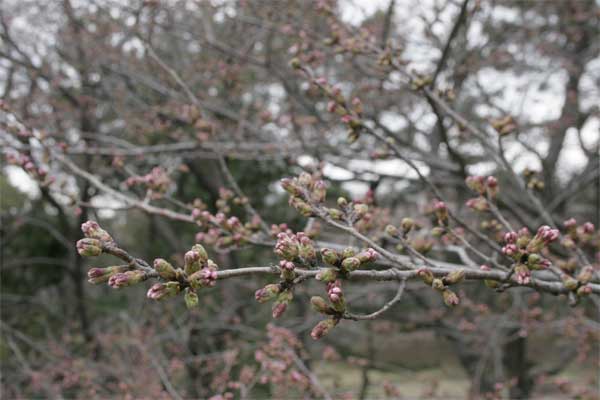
(310, 296, 332, 314)
(401, 218, 414, 233)
(442, 289, 459, 307)
(184, 287, 199, 309)
(417, 268, 434, 285)
(290, 197, 314, 217)
(316, 268, 338, 282)
(255, 284, 280, 303)
(280, 178, 301, 196)
(327, 208, 344, 220)
(191, 244, 208, 265)
(443, 269, 465, 285)
(149, 281, 178, 299)
(272, 290, 293, 318)
(385, 225, 399, 238)
(76, 238, 103, 257)
(108, 270, 147, 288)
(561, 274, 578, 291)
(576, 285, 592, 297)
(310, 318, 338, 340)
(432, 278, 445, 291)
(337, 197, 348, 208)
(320, 248, 340, 266)
(341, 257, 361, 272)
(153, 258, 177, 281)
(527, 253, 541, 266)
(484, 279, 500, 289)
(289, 57, 301, 69)
(87, 266, 129, 284)
(342, 247, 356, 259)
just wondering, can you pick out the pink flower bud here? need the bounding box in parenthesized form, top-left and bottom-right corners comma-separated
(504, 231, 518, 244)
(272, 302, 287, 319)
(81, 220, 113, 242)
(486, 176, 498, 188)
(563, 218, 577, 229)
(582, 222, 595, 234)
(76, 238, 103, 257)
(310, 319, 338, 340)
(108, 270, 146, 288)
(502, 244, 518, 256)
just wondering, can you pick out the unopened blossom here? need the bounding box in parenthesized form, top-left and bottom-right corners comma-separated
(356, 248, 378, 263)
(153, 258, 177, 281)
(341, 257, 360, 272)
(316, 268, 338, 282)
(320, 248, 340, 266)
(87, 266, 129, 284)
(504, 231, 518, 244)
(442, 289, 459, 307)
(310, 318, 338, 340)
(255, 284, 280, 303)
(443, 269, 466, 285)
(184, 287, 199, 309)
(189, 268, 218, 289)
(81, 221, 113, 242)
(502, 244, 518, 257)
(310, 296, 331, 314)
(108, 270, 146, 288)
(515, 264, 531, 285)
(147, 282, 180, 300)
(77, 238, 103, 257)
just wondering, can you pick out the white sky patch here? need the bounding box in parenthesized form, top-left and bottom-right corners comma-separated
(323, 163, 354, 180)
(5, 166, 40, 198)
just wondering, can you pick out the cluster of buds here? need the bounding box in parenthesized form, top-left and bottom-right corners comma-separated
(147, 244, 219, 308)
(6, 151, 54, 187)
(275, 231, 317, 266)
(466, 175, 499, 197)
(280, 172, 328, 217)
(87, 266, 130, 284)
(401, 236, 434, 255)
(312, 76, 363, 143)
(526, 225, 560, 253)
(562, 218, 596, 249)
(184, 244, 218, 289)
(385, 217, 416, 239)
(192, 209, 259, 250)
(316, 246, 378, 283)
(326, 280, 345, 312)
(338, 197, 370, 224)
(255, 281, 294, 319)
(522, 168, 545, 191)
(77, 221, 114, 257)
(500, 226, 562, 285)
(417, 268, 463, 307)
(490, 115, 517, 136)
(125, 166, 171, 198)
